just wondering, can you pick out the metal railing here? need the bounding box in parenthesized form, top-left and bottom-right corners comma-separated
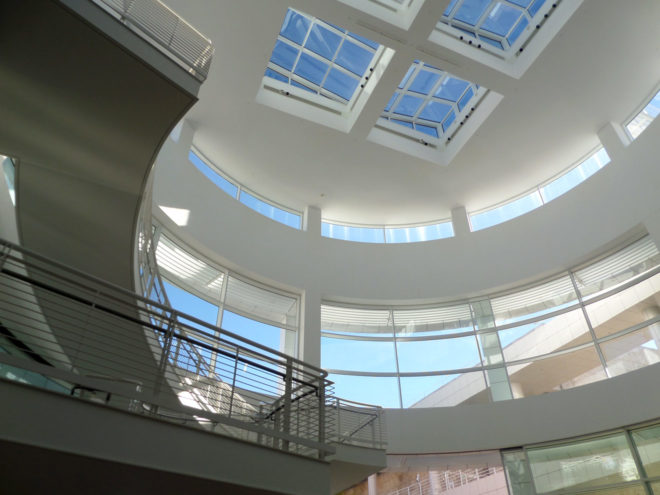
(0, 236, 386, 458)
(90, 0, 214, 81)
(387, 467, 504, 495)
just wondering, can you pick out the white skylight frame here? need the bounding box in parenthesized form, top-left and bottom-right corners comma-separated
(256, 7, 395, 133)
(335, 0, 426, 30)
(430, 0, 584, 78)
(368, 60, 502, 165)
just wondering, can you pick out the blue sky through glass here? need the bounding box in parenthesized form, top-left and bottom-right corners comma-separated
(189, 150, 238, 198)
(470, 191, 543, 231)
(627, 90, 660, 139)
(440, 0, 547, 54)
(381, 61, 482, 141)
(265, 8, 380, 104)
(239, 190, 301, 229)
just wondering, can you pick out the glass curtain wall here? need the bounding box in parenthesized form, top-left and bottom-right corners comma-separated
(322, 235, 660, 408)
(153, 227, 300, 362)
(503, 420, 660, 495)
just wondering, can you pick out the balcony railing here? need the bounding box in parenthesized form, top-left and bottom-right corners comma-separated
(89, 0, 214, 82)
(0, 237, 386, 459)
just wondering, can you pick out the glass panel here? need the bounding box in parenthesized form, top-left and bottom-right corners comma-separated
(627, 89, 660, 139)
(270, 40, 299, 71)
(500, 308, 591, 362)
(491, 275, 578, 326)
(162, 280, 219, 328)
(335, 40, 374, 76)
(239, 190, 301, 229)
(470, 191, 543, 231)
(482, 3, 522, 37)
(540, 148, 611, 203)
(328, 374, 400, 408)
(632, 424, 660, 477)
(502, 450, 534, 495)
(221, 310, 286, 354)
(435, 77, 470, 101)
(573, 236, 660, 301)
(586, 272, 660, 339)
(189, 151, 238, 199)
(322, 336, 397, 373)
(527, 433, 638, 493)
(321, 222, 384, 243)
(396, 334, 481, 372)
(224, 275, 298, 331)
(507, 345, 606, 398)
(323, 68, 359, 100)
(305, 24, 341, 60)
(294, 52, 329, 85)
(322, 305, 392, 335)
(280, 9, 311, 44)
(601, 323, 660, 377)
(401, 371, 488, 407)
(2, 155, 15, 206)
(394, 304, 473, 336)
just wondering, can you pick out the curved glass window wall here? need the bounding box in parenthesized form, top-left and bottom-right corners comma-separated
(189, 149, 303, 230)
(627, 88, 660, 140)
(2, 155, 15, 206)
(322, 235, 660, 408)
(153, 227, 300, 357)
(470, 147, 610, 232)
(322, 220, 455, 243)
(503, 419, 660, 495)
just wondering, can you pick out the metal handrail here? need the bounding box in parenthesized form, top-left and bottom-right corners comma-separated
(89, 0, 214, 82)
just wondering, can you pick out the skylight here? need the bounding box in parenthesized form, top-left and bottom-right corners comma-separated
(378, 60, 486, 143)
(438, 0, 550, 55)
(335, 0, 426, 30)
(264, 8, 381, 107)
(626, 89, 660, 140)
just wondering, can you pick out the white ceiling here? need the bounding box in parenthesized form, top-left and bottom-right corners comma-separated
(162, 0, 660, 225)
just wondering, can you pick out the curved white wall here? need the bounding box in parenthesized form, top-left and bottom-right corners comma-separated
(152, 119, 660, 303)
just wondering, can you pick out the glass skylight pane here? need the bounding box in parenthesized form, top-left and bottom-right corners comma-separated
(481, 3, 522, 37)
(394, 94, 424, 117)
(435, 77, 470, 102)
(324, 68, 359, 100)
(455, 0, 491, 26)
(294, 52, 329, 85)
(265, 8, 380, 105)
(305, 24, 341, 61)
(239, 190, 301, 229)
(280, 9, 311, 44)
(627, 89, 660, 139)
(508, 16, 529, 45)
(470, 191, 543, 231)
(335, 40, 374, 76)
(381, 61, 483, 142)
(348, 32, 380, 50)
(265, 68, 288, 83)
(322, 222, 384, 243)
(540, 148, 611, 203)
(189, 150, 238, 198)
(270, 40, 299, 71)
(419, 101, 452, 123)
(409, 70, 440, 95)
(415, 124, 439, 138)
(439, 0, 549, 54)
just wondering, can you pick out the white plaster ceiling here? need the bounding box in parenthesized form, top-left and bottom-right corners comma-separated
(162, 0, 660, 225)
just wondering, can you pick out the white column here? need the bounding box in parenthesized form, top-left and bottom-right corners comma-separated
(597, 121, 630, 162)
(304, 205, 322, 236)
(451, 205, 471, 237)
(300, 286, 322, 367)
(368, 474, 378, 495)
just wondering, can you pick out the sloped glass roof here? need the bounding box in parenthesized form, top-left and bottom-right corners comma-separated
(380, 60, 484, 141)
(265, 8, 381, 104)
(439, 0, 547, 53)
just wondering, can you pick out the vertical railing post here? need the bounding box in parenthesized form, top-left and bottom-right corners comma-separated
(152, 314, 176, 412)
(317, 375, 326, 460)
(282, 357, 293, 452)
(227, 348, 239, 418)
(336, 398, 341, 443)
